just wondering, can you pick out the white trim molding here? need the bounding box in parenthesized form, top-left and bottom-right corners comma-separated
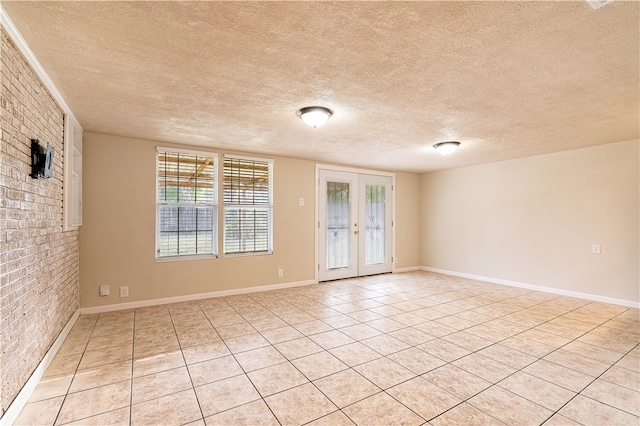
(421, 266, 640, 308)
(0, 310, 80, 426)
(0, 5, 82, 129)
(80, 279, 318, 315)
(393, 266, 420, 273)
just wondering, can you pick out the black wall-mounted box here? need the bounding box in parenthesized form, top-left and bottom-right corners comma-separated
(30, 139, 54, 179)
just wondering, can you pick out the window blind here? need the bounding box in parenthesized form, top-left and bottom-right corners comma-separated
(223, 156, 273, 255)
(157, 149, 217, 257)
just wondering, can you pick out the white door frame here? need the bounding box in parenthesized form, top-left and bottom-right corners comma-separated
(315, 164, 396, 283)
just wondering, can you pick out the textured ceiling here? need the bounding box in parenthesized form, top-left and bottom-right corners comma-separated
(3, 1, 638, 173)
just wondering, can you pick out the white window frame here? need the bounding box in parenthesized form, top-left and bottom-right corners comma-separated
(223, 154, 274, 256)
(63, 114, 82, 231)
(156, 147, 218, 261)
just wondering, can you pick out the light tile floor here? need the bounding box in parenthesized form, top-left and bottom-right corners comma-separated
(14, 271, 640, 425)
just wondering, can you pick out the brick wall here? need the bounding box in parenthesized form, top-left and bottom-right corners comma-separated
(0, 29, 79, 416)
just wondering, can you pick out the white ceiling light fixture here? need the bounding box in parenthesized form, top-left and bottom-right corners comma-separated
(587, 0, 613, 10)
(297, 106, 332, 128)
(433, 141, 461, 155)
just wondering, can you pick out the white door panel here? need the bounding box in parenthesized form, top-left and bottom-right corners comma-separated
(319, 171, 358, 281)
(358, 174, 393, 276)
(318, 170, 392, 281)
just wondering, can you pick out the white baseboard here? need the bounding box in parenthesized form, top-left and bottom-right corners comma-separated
(393, 266, 421, 273)
(421, 266, 640, 308)
(80, 279, 318, 315)
(80, 269, 426, 315)
(1, 310, 79, 426)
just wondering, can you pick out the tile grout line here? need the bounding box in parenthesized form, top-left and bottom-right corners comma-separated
(167, 306, 207, 425)
(538, 342, 640, 424)
(453, 304, 637, 425)
(154, 281, 628, 425)
(196, 298, 284, 425)
(51, 315, 99, 426)
(180, 282, 576, 421)
(360, 282, 625, 424)
(244, 276, 626, 425)
(252, 277, 480, 425)
(129, 310, 136, 426)
(20, 273, 638, 426)
(230, 296, 353, 425)
(336, 276, 519, 424)
(454, 304, 611, 423)
(204, 287, 422, 425)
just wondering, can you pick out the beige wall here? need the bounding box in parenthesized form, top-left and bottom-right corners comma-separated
(1, 31, 79, 416)
(80, 133, 422, 308)
(420, 140, 640, 303)
(395, 172, 421, 269)
(80, 133, 317, 307)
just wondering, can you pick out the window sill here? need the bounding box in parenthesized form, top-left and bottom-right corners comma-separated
(223, 251, 273, 258)
(155, 254, 218, 263)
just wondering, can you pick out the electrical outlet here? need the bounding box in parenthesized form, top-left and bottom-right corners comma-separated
(120, 286, 129, 297)
(592, 244, 601, 254)
(99, 285, 110, 296)
(278, 268, 284, 278)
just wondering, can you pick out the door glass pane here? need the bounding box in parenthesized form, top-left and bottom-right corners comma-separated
(365, 184, 385, 265)
(326, 181, 350, 269)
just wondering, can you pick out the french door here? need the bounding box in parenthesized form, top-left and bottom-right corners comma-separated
(318, 169, 393, 281)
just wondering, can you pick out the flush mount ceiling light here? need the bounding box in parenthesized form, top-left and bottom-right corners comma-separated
(587, 0, 613, 9)
(297, 106, 332, 128)
(433, 141, 461, 156)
